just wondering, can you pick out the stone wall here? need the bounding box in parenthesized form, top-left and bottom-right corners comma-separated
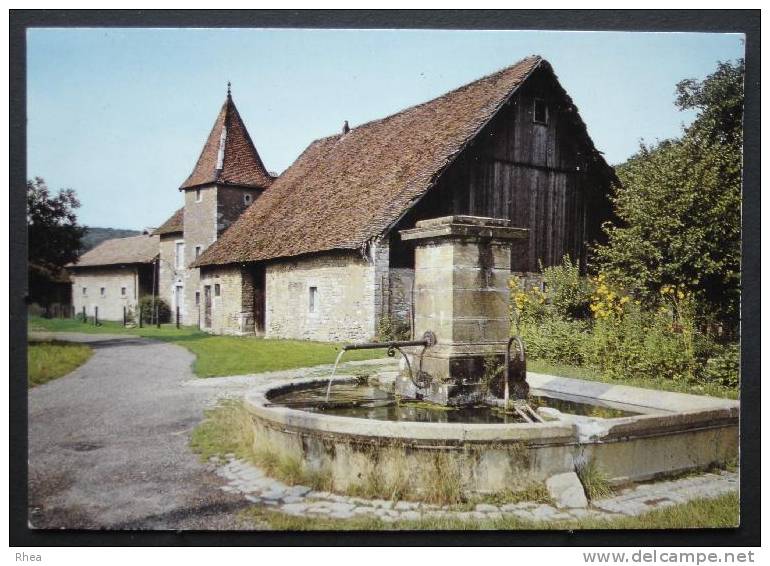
(177, 184, 264, 327)
(265, 250, 378, 342)
(199, 265, 254, 335)
(158, 234, 190, 323)
(371, 242, 390, 338)
(386, 268, 414, 335)
(217, 186, 262, 233)
(71, 266, 140, 321)
(181, 186, 217, 326)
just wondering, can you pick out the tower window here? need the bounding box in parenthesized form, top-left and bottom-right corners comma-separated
(195, 291, 200, 306)
(195, 245, 202, 258)
(121, 286, 127, 296)
(175, 241, 185, 269)
(244, 193, 253, 205)
(100, 287, 106, 297)
(195, 189, 202, 203)
(309, 286, 318, 313)
(214, 284, 221, 297)
(82, 287, 87, 296)
(533, 98, 548, 125)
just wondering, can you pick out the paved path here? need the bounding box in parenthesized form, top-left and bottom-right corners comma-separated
(27, 332, 394, 529)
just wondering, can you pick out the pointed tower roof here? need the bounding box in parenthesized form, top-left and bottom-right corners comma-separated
(180, 86, 273, 190)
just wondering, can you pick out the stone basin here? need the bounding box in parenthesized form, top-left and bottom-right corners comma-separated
(243, 371, 738, 495)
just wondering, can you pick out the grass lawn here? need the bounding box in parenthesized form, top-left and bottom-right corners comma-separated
(528, 359, 739, 400)
(28, 316, 387, 377)
(28, 340, 93, 388)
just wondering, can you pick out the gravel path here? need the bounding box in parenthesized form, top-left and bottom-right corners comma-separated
(28, 333, 252, 529)
(27, 331, 394, 530)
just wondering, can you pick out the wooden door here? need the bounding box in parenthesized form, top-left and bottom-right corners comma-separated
(254, 288, 265, 333)
(203, 285, 212, 328)
(175, 285, 184, 317)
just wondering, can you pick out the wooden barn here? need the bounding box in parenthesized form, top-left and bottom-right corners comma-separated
(187, 55, 617, 341)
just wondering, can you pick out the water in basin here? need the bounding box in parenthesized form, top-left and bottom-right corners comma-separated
(267, 381, 640, 423)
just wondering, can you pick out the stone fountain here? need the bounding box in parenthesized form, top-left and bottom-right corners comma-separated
(243, 215, 739, 496)
(397, 215, 528, 405)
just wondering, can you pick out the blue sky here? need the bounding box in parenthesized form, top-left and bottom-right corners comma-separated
(27, 29, 744, 230)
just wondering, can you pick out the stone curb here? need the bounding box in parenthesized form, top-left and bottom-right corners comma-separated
(215, 457, 739, 525)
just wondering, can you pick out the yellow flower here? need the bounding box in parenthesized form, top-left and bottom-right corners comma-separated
(677, 290, 685, 300)
(620, 296, 630, 305)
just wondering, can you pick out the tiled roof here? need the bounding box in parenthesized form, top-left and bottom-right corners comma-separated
(68, 234, 159, 268)
(194, 56, 611, 267)
(153, 208, 184, 235)
(179, 92, 274, 190)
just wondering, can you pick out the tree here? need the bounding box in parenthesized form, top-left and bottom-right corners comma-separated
(675, 60, 745, 147)
(594, 60, 743, 330)
(27, 177, 87, 305)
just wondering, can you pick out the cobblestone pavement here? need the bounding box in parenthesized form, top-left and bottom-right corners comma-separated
(216, 457, 739, 524)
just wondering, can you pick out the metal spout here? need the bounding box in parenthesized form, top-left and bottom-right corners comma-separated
(341, 331, 436, 352)
(340, 331, 437, 389)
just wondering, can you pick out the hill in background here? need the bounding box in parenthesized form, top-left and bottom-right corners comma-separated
(81, 227, 142, 252)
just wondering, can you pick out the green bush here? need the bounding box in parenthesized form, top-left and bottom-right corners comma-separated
(542, 256, 594, 320)
(511, 264, 738, 391)
(137, 296, 171, 324)
(520, 317, 591, 367)
(701, 343, 740, 388)
(509, 278, 549, 329)
(585, 299, 698, 383)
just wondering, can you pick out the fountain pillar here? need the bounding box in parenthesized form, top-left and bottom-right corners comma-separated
(398, 216, 528, 405)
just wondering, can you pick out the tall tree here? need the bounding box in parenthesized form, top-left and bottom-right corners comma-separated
(27, 177, 87, 304)
(595, 60, 743, 329)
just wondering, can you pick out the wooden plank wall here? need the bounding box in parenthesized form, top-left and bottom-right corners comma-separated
(391, 67, 609, 273)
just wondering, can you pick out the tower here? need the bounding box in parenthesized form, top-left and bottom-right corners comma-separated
(175, 85, 273, 325)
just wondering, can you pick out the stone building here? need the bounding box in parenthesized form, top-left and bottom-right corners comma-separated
(68, 234, 159, 321)
(70, 55, 617, 339)
(193, 56, 616, 340)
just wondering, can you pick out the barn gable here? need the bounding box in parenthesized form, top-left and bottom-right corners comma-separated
(388, 62, 617, 272)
